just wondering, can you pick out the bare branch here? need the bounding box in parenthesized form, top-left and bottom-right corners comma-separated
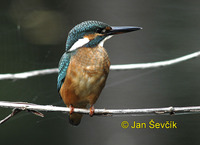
(110, 50, 200, 70)
(0, 68, 58, 80)
(0, 108, 21, 124)
(0, 51, 200, 80)
(0, 101, 200, 117)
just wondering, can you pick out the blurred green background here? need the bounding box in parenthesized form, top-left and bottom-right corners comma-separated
(1, 0, 200, 145)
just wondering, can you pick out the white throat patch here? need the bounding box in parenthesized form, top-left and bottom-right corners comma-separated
(68, 37, 90, 52)
(99, 35, 113, 47)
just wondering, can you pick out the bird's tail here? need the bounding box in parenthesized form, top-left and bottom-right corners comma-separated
(69, 113, 83, 126)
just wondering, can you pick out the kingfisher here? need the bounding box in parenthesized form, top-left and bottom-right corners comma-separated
(57, 20, 142, 126)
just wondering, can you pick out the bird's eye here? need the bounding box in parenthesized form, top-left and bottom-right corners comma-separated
(96, 28, 102, 33)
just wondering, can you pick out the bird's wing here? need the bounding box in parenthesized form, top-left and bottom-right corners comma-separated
(57, 52, 71, 94)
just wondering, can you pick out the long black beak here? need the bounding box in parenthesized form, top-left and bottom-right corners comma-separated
(107, 26, 142, 35)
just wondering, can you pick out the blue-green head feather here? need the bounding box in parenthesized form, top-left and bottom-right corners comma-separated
(65, 21, 111, 51)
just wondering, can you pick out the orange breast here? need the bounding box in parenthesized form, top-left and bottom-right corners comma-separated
(60, 46, 110, 108)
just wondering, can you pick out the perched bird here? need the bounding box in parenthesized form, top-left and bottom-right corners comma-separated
(57, 20, 142, 126)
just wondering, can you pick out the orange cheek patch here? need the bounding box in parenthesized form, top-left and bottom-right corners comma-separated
(106, 26, 111, 31)
(84, 33, 103, 40)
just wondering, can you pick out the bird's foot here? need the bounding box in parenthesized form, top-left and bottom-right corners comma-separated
(69, 105, 74, 114)
(89, 106, 94, 117)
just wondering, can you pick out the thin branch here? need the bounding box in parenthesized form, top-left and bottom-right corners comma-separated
(0, 108, 21, 124)
(0, 110, 44, 125)
(1, 101, 200, 117)
(110, 50, 200, 70)
(0, 51, 200, 80)
(0, 68, 58, 80)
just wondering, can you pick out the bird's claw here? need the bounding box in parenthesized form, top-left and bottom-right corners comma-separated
(89, 106, 94, 117)
(69, 105, 74, 114)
